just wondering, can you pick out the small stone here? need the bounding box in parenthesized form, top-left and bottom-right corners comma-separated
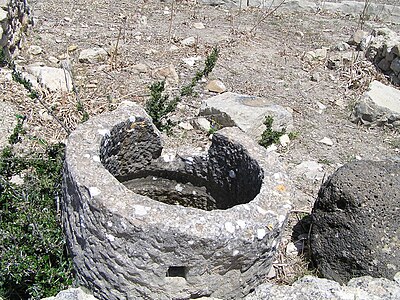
(349, 29, 367, 45)
(331, 41, 350, 52)
(181, 36, 196, 47)
(295, 31, 304, 39)
(10, 175, 24, 185)
(378, 58, 391, 72)
(192, 117, 211, 132)
(294, 160, 324, 181)
(144, 49, 158, 55)
(391, 44, 400, 57)
(390, 57, 400, 75)
(68, 44, 78, 52)
(79, 47, 108, 64)
(193, 22, 205, 29)
(28, 45, 43, 55)
(178, 122, 193, 130)
(319, 137, 334, 146)
(182, 56, 201, 67)
(205, 80, 226, 93)
(316, 101, 327, 113)
(267, 266, 276, 279)
(169, 45, 180, 52)
(85, 83, 97, 88)
(314, 48, 328, 60)
(0, 8, 7, 22)
(279, 134, 290, 147)
(64, 17, 72, 22)
(131, 63, 148, 74)
(153, 65, 179, 83)
(286, 242, 298, 257)
(311, 73, 321, 82)
(48, 56, 59, 64)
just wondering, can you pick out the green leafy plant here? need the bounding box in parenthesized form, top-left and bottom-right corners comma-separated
(180, 47, 219, 97)
(12, 69, 39, 99)
(0, 121, 73, 299)
(146, 47, 219, 133)
(258, 115, 286, 148)
(146, 80, 179, 133)
(8, 115, 26, 145)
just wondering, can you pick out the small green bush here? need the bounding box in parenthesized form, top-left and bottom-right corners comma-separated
(145, 80, 178, 133)
(259, 115, 286, 148)
(0, 122, 73, 299)
(146, 47, 219, 133)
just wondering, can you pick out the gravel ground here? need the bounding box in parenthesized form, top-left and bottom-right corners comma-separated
(1, 0, 399, 285)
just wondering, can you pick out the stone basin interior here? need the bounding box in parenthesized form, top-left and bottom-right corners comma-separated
(100, 118, 264, 211)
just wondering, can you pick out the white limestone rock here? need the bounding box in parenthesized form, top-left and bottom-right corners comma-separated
(78, 47, 108, 64)
(352, 80, 400, 127)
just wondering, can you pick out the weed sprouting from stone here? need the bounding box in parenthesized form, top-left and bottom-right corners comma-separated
(146, 80, 178, 133)
(258, 115, 286, 148)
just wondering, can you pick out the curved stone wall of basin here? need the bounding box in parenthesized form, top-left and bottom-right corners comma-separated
(62, 102, 292, 300)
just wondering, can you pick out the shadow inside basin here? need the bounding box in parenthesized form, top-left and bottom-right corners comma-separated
(99, 117, 264, 211)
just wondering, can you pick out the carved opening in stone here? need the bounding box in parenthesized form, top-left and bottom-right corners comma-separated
(166, 266, 187, 279)
(100, 118, 264, 211)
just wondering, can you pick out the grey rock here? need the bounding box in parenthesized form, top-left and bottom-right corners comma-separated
(62, 103, 292, 299)
(28, 45, 43, 55)
(377, 58, 391, 72)
(26, 64, 73, 92)
(349, 29, 367, 46)
(352, 80, 400, 127)
(292, 160, 324, 182)
(245, 273, 400, 300)
(41, 287, 98, 300)
(199, 92, 293, 140)
(0, 8, 7, 22)
(310, 160, 400, 284)
(192, 117, 211, 132)
(390, 57, 400, 75)
(78, 47, 108, 64)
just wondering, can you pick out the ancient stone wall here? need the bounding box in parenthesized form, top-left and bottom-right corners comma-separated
(62, 102, 292, 300)
(0, 0, 31, 60)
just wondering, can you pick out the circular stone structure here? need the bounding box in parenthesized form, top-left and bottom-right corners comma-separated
(62, 102, 292, 300)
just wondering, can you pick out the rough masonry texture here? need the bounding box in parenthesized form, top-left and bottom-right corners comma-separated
(0, 0, 31, 60)
(311, 160, 400, 284)
(62, 102, 292, 300)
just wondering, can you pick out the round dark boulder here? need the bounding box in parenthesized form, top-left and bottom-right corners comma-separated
(310, 160, 400, 284)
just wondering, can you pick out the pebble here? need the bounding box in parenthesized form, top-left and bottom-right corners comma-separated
(205, 79, 226, 93)
(28, 45, 43, 55)
(192, 117, 211, 132)
(279, 134, 290, 147)
(182, 56, 201, 67)
(285, 242, 298, 257)
(131, 63, 148, 74)
(193, 22, 205, 29)
(78, 47, 108, 64)
(68, 44, 78, 52)
(153, 65, 179, 83)
(181, 36, 196, 47)
(178, 122, 194, 130)
(319, 137, 334, 146)
(267, 266, 276, 279)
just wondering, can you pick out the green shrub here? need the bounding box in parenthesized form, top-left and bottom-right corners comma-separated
(145, 80, 179, 133)
(0, 124, 73, 299)
(146, 47, 219, 133)
(259, 115, 285, 148)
